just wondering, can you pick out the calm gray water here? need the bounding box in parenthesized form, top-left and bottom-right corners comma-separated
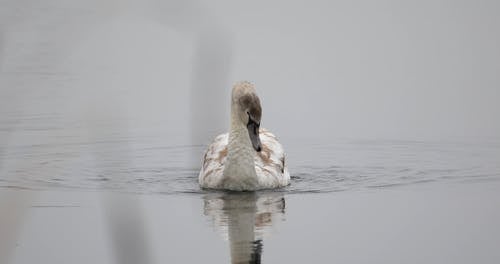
(1, 131, 500, 194)
(1, 113, 500, 264)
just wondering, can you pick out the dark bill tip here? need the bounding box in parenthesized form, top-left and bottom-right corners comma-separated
(256, 144, 262, 152)
(247, 119, 261, 152)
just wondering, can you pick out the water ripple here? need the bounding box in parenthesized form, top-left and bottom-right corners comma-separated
(1, 141, 499, 194)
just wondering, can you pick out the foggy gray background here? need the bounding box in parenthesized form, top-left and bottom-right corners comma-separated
(1, 0, 499, 147)
(1, 1, 500, 264)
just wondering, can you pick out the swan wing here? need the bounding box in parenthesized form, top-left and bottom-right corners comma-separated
(199, 133, 228, 188)
(255, 128, 290, 188)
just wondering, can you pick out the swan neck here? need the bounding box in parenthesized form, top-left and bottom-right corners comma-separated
(221, 108, 258, 190)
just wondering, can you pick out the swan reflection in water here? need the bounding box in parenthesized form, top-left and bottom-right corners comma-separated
(203, 191, 286, 264)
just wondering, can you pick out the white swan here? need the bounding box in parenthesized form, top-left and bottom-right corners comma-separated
(199, 81, 290, 191)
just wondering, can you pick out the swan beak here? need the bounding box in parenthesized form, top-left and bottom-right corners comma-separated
(247, 120, 262, 152)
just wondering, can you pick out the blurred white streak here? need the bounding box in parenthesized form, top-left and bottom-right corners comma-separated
(0, 29, 3, 69)
(85, 88, 153, 264)
(0, 28, 4, 168)
(0, 191, 33, 264)
(103, 193, 152, 264)
(146, 0, 233, 163)
(0, 21, 31, 264)
(190, 30, 232, 145)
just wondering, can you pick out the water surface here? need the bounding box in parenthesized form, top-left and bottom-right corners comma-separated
(1, 117, 500, 263)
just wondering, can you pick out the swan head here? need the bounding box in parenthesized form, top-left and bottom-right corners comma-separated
(232, 81, 262, 152)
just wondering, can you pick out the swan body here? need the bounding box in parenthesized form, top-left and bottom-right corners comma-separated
(198, 81, 290, 191)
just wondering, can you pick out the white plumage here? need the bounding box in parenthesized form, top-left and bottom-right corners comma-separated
(199, 128, 290, 190)
(198, 81, 290, 191)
